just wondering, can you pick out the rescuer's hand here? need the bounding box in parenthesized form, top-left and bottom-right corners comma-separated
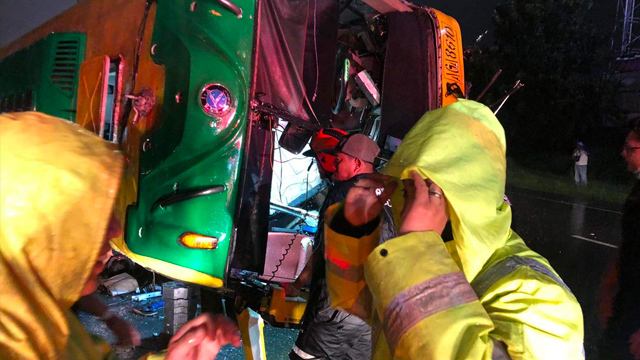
(630, 328, 640, 360)
(104, 313, 141, 347)
(399, 170, 448, 236)
(166, 313, 241, 360)
(344, 174, 397, 227)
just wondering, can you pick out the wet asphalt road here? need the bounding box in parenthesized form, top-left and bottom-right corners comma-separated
(83, 186, 627, 360)
(507, 186, 623, 360)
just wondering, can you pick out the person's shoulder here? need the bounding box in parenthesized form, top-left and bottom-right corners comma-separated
(351, 172, 373, 182)
(625, 181, 640, 206)
(327, 173, 370, 203)
(336, 173, 368, 190)
(326, 180, 353, 203)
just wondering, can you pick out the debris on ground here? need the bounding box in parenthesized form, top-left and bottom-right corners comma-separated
(100, 273, 139, 296)
(133, 300, 164, 317)
(131, 291, 161, 302)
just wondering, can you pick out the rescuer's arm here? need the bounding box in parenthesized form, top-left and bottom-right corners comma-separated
(322, 174, 396, 320)
(283, 251, 314, 297)
(76, 292, 109, 317)
(143, 313, 241, 360)
(365, 231, 496, 359)
(77, 293, 141, 347)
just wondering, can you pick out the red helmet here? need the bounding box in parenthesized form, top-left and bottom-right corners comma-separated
(307, 128, 347, 178)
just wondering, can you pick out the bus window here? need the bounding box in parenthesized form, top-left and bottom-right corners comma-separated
(102, 57, 122, 142)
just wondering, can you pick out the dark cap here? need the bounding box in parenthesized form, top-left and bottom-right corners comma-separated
(325, 133, 380, 163)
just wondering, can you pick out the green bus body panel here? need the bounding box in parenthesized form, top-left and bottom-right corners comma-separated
(0, 33, 85, 121)
(125, 0, 255, 282)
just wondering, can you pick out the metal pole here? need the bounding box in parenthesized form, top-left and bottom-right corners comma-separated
(622, 0, 632, 54)
(475, 69, 503, 102)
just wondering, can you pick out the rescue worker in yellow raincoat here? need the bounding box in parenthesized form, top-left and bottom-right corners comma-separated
(0, 112, 240, 359)
(322, 100, 585, 359)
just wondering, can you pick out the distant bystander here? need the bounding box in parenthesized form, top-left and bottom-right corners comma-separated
(599, 123, 640, 360)
(573, 141, 589, 186)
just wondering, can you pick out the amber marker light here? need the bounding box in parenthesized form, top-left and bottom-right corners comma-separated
(178, 233, 219, 250)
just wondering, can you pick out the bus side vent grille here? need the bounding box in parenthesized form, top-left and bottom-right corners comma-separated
(50, 39, 81, 96)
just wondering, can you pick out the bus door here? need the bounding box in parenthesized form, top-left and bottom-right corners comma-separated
(123, 0, 256, 288)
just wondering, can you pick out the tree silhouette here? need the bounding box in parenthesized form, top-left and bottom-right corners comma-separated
(466, 0, 618, 154)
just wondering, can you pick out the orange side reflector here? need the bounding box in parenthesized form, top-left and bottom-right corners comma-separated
(178, 233, 219, 250)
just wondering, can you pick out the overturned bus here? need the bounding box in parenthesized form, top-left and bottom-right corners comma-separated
(0, 0, 464, 352)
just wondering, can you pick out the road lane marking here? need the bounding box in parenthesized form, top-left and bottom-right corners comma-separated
(570, 235, 618, 249)
(508, 191, 623, 215)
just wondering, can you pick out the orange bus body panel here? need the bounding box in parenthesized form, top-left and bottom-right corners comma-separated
(431, 9, 465, 107)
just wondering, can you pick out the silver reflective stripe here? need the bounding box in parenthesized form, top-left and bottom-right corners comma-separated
(291, 344, 319, 359)
(383, 272, 478, 354)
(471, 256, 571, 298)
(326, 258, 364, 283)
(492, 339, 512, 360)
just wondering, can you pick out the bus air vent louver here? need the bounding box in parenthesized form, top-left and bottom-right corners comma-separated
(50, 39, 81, 96)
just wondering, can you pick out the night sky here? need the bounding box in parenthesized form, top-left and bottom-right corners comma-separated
(0, 0, 622, 49)
(0, 0, 78, 48)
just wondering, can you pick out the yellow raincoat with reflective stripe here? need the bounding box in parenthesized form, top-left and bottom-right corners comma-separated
(324, 100, 584, 359)
(0, 112, 122, 359)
